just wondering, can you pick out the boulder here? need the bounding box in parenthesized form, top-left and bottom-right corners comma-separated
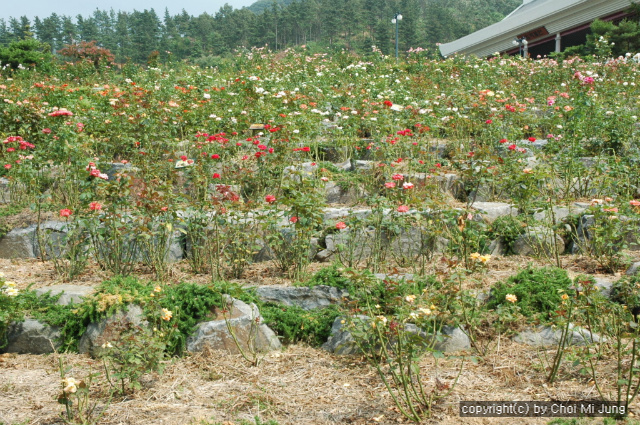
(353, 160, 374, 170)
(373, 272, 415, 282)
(136, 230, 184, 262)
(532, 205, 585, 224)
(315, 249, 333, 262)
(593, 278, 614, 299)
(78, 305, 147, 356)
(574, 214, 640, 253)
(428, 141, 448, 158)
(488, 238, 507, 256)
(187, 296, 281, 354)
(325, 228, 383, 262)
(0, 225, 38, 258)
(404, 324, 471, 353)
(436, 174, 464, 199)
(322, 207, 371, 222)
(322, 316, 367, 355)
(387, 227, 428, 259)
(571, 214, 595, 253)
(255, 285, 347, 310)
(283, 162, 318, 181)
(513, 324, 603, 347)
(512, 226, 565, 257)
(324, 181, 360, 205)
(34, 221, 72, 259)
(626, 262, 640, 276)
(0, 177, 10, 204)
(527, 139, 549, 150)
(3, 319, 61, 354)
(334, 160, 352, 172)
(471, 202, 518, 223)
(35, 285, 95, 306)
(254, 230, 319, 263)
(105, 162, 134, 181)
(323, 317, 470, 355)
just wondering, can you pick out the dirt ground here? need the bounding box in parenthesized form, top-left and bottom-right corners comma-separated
(0, 255, 638, 425)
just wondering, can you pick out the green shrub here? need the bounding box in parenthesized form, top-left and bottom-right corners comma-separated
(261, 304, 340, 346)
(302, 264, 351, 289)
(610, 275, 640, 312)
(487, 267, 573, 319)
(487, 215, 527, 254)
(24, 276, 230, 354)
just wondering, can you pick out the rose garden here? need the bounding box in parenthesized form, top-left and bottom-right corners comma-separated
(2, 47, 640, 424)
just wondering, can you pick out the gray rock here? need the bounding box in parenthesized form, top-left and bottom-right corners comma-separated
(525, 156, 540, 169)
(137, 230, 184, 262)
(334, 160, 352, 172)
(166, 232, 185, 262)
(411, 324, 471, 353)
(322, 316, 367, 355)
(187, 296, 281, 354)
(78, 305, 147, 356)
(436, 174, 464, 199)
(254, 229, 318, 263)
(436, 237, 450, 253)
(324, 181, 360, 205)
(488, 238, 507, 256)
(3, 319, 61, 354)
(512, 226, 565, 257)
(325, 228, 382, 261)
(34, 221, 71, 259)
(533, 205, 585, 224)
(323, 317, 470, 355)
(0, 178, 27, 204)
(0, 225, 38, 258)
(105, 162, 134, 181)
(574, 214, 640, 253)
(627, 262, 640, 276)
(428, 141, 448, 158)
(580, 157, 596, 169)
(316, 249, 333, 262)
(0, 177, 10, 204)
(471, 202, 518, 223)
(387, 227, 431, 259)
(574, 202, 592, 209)
(513, 324, 603, 347)
(255, 285, 348, 310)
(572, 214, 595, 253)
(593, 278, 614, 299)
(373, 273, 415, 282)
(353, 160, 374, 170)
(322, 207, 371, 222)
(467, 184, 501, 203)
(35, 285, 95, 305)
(521, 139, 549, 150)
(283, 162, 318, 181)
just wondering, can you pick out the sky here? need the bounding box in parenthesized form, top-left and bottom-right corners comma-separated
(2, 0, 256, 22)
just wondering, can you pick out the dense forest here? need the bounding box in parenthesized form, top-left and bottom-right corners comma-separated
(0, 0, 520, 64)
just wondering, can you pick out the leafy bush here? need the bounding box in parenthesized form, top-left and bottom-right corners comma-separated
(302, 264, 351, 289)
(610, 275, 640, 313)
(487, 267, 573, 319)
(487, 215, 527, 254)
(261, 304, 340, 346)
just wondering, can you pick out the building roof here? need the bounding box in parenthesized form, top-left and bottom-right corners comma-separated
(439, 0, 638, 58)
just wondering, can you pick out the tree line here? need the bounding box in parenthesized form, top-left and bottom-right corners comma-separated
(0, 0, 520, 65)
